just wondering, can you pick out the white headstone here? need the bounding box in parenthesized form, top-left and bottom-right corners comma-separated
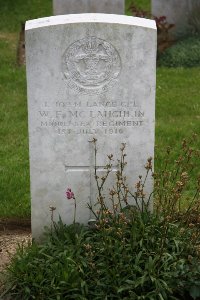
(53, 0, 124, 15)
(152, 0, 197, 37)
(25, 14, 157, 239)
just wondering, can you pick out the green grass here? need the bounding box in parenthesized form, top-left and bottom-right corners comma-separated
(0, 0, 199, 218)
(156, 67, 200, 145)
(0, 0, 150, 32)
(0, 32, 30, 217)
(0, 0, 52, 32)
(125, 0, 151, 14)
(155, 67, 200, 194)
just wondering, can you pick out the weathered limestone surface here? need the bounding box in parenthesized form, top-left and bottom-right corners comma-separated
(25, 14, 157, 239)
(152, 0, 197, 36)
(53, 0, 124, 15)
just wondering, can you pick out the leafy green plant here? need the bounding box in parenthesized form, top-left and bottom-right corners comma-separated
(154, 134, 200, 214)
(158, 36, 200, 67)
(2, 137, 200, 300)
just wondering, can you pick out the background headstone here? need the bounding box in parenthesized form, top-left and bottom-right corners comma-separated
(25, 14, 157, 239)
(152, 0, 198, 37)
(53, 0, 124, 15)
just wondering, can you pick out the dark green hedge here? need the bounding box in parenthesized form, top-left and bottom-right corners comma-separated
(158, 35, 200, 67)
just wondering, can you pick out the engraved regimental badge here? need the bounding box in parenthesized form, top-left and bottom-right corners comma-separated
(63, 36, 121, 94)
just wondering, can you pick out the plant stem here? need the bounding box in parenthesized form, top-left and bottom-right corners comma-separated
(73, 198, 76, 225)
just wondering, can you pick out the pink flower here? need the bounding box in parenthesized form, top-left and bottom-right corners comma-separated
(66, 188, 75, 200)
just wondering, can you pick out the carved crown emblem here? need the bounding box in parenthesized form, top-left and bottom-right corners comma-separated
(83, 37, 99, 54)
(62, 36, 121, 95)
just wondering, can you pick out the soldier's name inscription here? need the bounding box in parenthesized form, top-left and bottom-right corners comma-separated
(37, 99, 145, 135)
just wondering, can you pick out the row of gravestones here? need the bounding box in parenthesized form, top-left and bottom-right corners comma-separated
(53, 0, 125, 15)
(18, 0, 124, 66)
(19, 0, 196, 66)
(152, 0, 200, 37)
(25, 2, 157, 240)
(53, 0, 198, 37)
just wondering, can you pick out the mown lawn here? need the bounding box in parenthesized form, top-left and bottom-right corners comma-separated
(0, 0, 199, 218)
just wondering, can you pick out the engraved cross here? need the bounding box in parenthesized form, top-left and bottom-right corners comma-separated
(65, 142, 118, 219)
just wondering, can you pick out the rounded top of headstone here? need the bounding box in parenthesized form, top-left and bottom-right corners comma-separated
(25, 13, 156, 31)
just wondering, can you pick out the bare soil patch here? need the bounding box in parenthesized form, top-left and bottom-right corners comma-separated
(0, 219, 31, 296)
